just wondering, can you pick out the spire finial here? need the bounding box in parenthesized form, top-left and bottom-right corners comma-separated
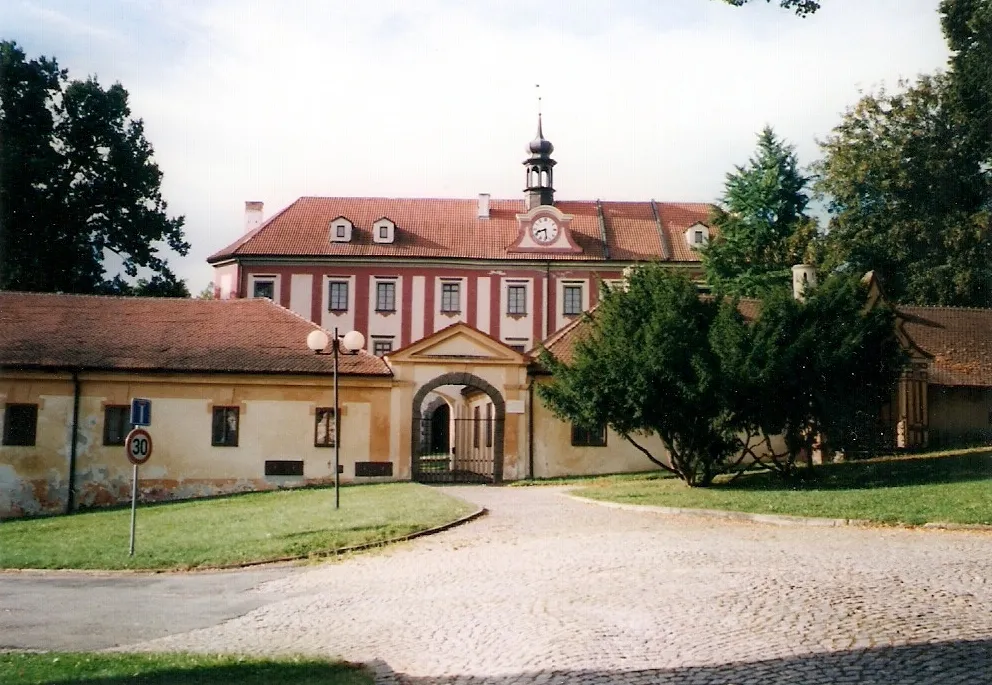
(536, 83, 543, 138)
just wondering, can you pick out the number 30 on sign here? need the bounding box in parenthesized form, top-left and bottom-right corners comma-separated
(125, 428, 153, 465)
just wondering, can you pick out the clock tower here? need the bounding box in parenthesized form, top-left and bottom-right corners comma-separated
(523, 114, 556, 210)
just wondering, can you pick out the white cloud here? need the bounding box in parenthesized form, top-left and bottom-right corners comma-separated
(3, 0, 951, 291)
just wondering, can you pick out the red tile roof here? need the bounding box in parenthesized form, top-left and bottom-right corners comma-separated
(208, 197, 714, 264)
(532, 309, 594, 367)
(897, 306, 992, 387)
(536, 297, 761, 366)
(0, 292, 391, 376)
(537, 299, 992, 389)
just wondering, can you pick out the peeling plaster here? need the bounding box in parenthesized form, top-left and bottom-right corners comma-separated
(0, 465, 67, 519)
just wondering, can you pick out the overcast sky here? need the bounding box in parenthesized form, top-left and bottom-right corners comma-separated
(4, 0, 951, 292)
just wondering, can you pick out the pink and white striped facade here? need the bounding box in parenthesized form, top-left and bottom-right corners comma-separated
(208, 194, 712, 354)
(213, 261, 635, 354)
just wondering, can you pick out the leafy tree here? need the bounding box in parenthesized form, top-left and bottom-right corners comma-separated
(101, 273, 191, 298)
(714, 275, 905, 477)
(941, 0, 992, 166)
(721, 0, 821, 16)
(815, 74, 991, 307)
(0, 40, 189, 295)
(702, 127, 818, 297)
(196, 281, 217, 299)
(538, 266, 738, 486)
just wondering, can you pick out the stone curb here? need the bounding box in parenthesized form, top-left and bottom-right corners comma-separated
(222, 504, 489, 570)
(0, 506, 488, 576)
(564, 493, 992, 531)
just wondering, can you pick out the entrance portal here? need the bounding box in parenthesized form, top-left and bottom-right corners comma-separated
(411, 372, 506, 484)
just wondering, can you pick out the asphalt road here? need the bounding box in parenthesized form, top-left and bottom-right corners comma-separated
(0, 567, 295, 651)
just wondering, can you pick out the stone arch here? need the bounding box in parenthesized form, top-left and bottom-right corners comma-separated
(411, 372, 506, 483)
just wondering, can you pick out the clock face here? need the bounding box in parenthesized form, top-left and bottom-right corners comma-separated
(531, 216, 559, 244)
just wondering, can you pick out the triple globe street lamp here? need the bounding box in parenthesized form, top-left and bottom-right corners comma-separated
(307, 327, 365, 509)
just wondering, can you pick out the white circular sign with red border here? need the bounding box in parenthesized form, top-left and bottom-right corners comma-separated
(125, 428, 153, 465)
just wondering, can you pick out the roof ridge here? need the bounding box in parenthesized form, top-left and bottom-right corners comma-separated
(287, 195, 716, 206)
(0, 291, 238, 303)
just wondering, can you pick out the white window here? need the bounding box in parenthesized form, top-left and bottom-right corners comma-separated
(376, 281, 396, 312)
(330, 217, 353, 242)
(250, 275, 277, 300)
(373, 338, 393, 356)
(563, 284, 583, 316)
(441, 282, 460, 313)
(328, 281, 349, 312)
(373, 218, 396, 244)
(685, 223, 709, 247)
(507, 284, 527, 315)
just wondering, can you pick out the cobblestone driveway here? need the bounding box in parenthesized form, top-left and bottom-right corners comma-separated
(136, 486, 992, 684)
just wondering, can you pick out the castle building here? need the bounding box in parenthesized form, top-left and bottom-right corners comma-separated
(208, 118, 714, 354)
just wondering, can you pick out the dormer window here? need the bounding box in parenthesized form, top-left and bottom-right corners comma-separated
(373, 217, 396, 244)
(330, 216, 353, 243)
(685, 222, 710, 248)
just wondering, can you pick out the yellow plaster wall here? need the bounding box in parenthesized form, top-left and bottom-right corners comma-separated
(0, 376, 75, 516)
(530, 381, 667, 478)
(0, 371, 394, 518)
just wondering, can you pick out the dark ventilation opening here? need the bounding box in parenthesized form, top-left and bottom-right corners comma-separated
(265, 460, 304, 476)
(355, 461, 393, 477)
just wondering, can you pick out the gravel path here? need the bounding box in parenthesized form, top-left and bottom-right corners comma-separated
(129, 486, 992, 684)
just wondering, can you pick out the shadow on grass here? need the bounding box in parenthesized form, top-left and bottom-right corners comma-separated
(371, 638, 992, 684)
(722, 451, 992, 492)
(0, 657, 369, 685)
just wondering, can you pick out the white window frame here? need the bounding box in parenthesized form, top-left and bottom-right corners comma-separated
(563, 284, 583, 316)
(440, 281, 461, 313)
(507, 284, 527, 315)
(250, 275, 278, 301)
(328, 280, 349, 312)
(375, 280, 396, 312)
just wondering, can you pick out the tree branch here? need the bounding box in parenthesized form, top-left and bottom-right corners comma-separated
(621, 432, 677, 476)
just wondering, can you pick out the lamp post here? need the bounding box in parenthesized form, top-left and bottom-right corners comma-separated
(307, 327, 365, 509)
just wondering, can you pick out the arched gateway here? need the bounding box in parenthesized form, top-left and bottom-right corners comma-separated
(411, 372, 506, 483)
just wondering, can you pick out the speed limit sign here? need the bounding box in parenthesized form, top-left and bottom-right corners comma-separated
(125, 428, 153, 465)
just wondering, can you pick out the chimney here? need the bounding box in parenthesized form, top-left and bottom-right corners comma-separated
(244, 201, 264, 233)
(477, 193, 490, 219)
(791, 264, 817, 301)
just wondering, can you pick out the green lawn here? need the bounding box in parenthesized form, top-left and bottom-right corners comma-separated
(0, 652, 371, 685)
(571, 451, 992, 526)
(0, 483, 475, 571)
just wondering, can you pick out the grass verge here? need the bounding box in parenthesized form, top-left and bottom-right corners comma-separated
(572, 451, 992, 526)
(0, 652, 371, 685)
(0, 483, 476, 571)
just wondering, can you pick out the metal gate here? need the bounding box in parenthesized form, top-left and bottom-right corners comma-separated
(413, 416, 501, 484)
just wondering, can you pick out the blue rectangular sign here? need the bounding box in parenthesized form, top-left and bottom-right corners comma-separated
(130, 398, 152, 427)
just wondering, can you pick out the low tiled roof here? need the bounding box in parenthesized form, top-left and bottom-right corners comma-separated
(208, 197, 713, 264)
(537, 299, 992, 389)
(897, 306, 992, 387)
(532, 310, 594, 367)
(536, 297, 762, 367)
(0, 292, 391, 376)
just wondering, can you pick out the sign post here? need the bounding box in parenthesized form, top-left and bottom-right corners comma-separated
(125, 428, 153, 556)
